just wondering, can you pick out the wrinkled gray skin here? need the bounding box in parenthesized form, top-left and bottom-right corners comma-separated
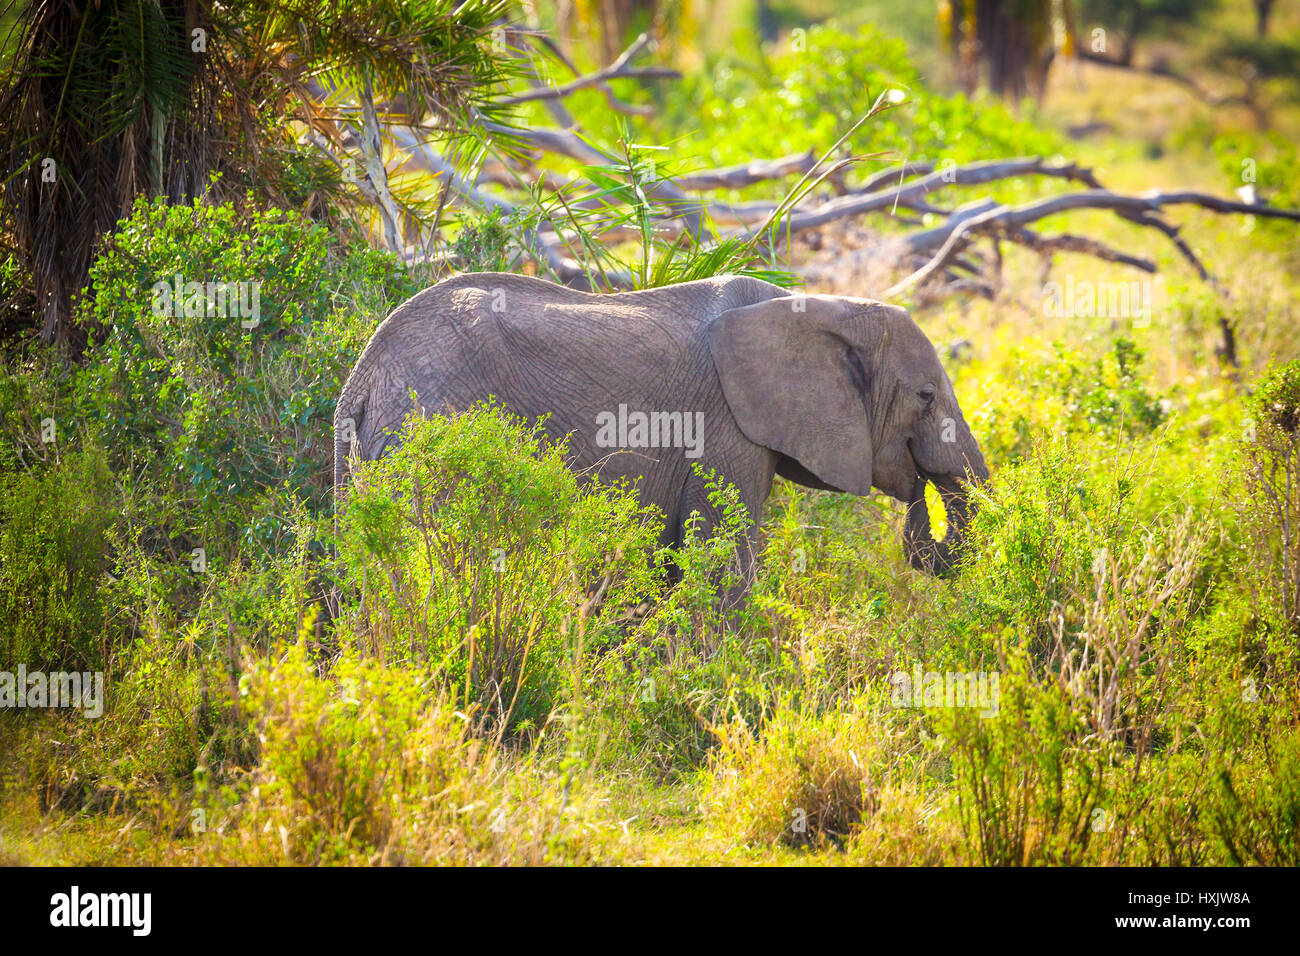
(334, 273, 988, 582)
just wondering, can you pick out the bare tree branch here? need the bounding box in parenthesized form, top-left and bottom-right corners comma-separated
(885, 188, 1300, 297)
(672, 150, 819, 190)
(855, 160, 937, 194)
(499, 33, 679, 110)
(294, 27, 1300, 310)
(1006, 227, 1157, 273)
(721, 157, 1104, 237)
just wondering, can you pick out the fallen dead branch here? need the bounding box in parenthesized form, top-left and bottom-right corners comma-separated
(884, 188, 1300, 297)
(298, 22, 1300, 316)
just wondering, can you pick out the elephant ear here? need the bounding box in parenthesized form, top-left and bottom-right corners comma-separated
(707, 296, 875, 496)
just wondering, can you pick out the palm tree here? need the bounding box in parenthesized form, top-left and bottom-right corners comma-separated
(0, 0, 515, 350)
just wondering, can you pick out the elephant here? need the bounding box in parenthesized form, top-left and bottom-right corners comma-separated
(333, 272, 989, 582)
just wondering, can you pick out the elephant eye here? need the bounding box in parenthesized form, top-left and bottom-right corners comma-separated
(919, 383, 936, 404)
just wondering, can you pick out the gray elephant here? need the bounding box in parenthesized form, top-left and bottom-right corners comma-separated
(333, 272, 988, 579)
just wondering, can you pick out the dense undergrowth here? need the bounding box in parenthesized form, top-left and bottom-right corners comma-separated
(2, 17, 1299, 866)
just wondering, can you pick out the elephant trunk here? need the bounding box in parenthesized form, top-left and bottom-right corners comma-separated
(903, 469, 982, 577)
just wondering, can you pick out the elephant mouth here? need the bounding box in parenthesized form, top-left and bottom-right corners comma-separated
(902, 460, 984, 578)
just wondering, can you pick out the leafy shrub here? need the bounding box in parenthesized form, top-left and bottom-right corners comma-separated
(937, 651, 1112, 866)
(845, 781, 957, 866)
(1046, 338, 1166, 436)
(242, 642, 477, 863)
(1254, 360, 1300, 434)
(452, 207, 534, 273)
(1204, 724, 1300, 866)
(1211, 131, 1300, 254)
(579, 467, 815, 775)
(337, 404, 663, 733)
(757, 478, 897, 613)
(16, 623, 253, 819)
(0, 345, 73, 474)
(929, 453, 1230, 864)
(940, 438, 1124, 652)
(654, 23, 1061, 183)
(74, 196, 417, 555)
(584, 623, 789, 776)
(646, 467, 758, 637)
(980, 338, 1167, 465)
(0, 446, 116, 670)
(101, 500, 325, 659)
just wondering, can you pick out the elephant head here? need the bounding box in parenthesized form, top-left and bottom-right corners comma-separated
(707, 293, 988, 576)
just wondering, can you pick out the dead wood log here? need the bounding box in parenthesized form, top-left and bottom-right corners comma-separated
(885, 188, 1300, 297)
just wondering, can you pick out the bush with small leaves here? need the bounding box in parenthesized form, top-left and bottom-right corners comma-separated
(336, 403, 664, 734)
(75, 196, 418, 558)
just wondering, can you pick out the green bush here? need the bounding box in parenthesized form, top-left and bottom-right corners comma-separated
(1243, 359, 1300, 632)
(937, 651, 1112, 866)
(1205, 725, 1300, 866)
(336, 403, 664, 733)
(242, 642, 473, 863)
(15, 622, 253, 821)
(580, 467, 815, 775)
(652, 22, 1061, 183)
(0, 345, 73, 475)
(584, 621, 790, 776)
(979, 338, 1167, 466)
(1211, 131, 1300, 256)
(0, 446, 116, 670)
(74, 196, 418, 556)
(938, 438, 1125, 653)
(1044, 338, 1166, 437)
